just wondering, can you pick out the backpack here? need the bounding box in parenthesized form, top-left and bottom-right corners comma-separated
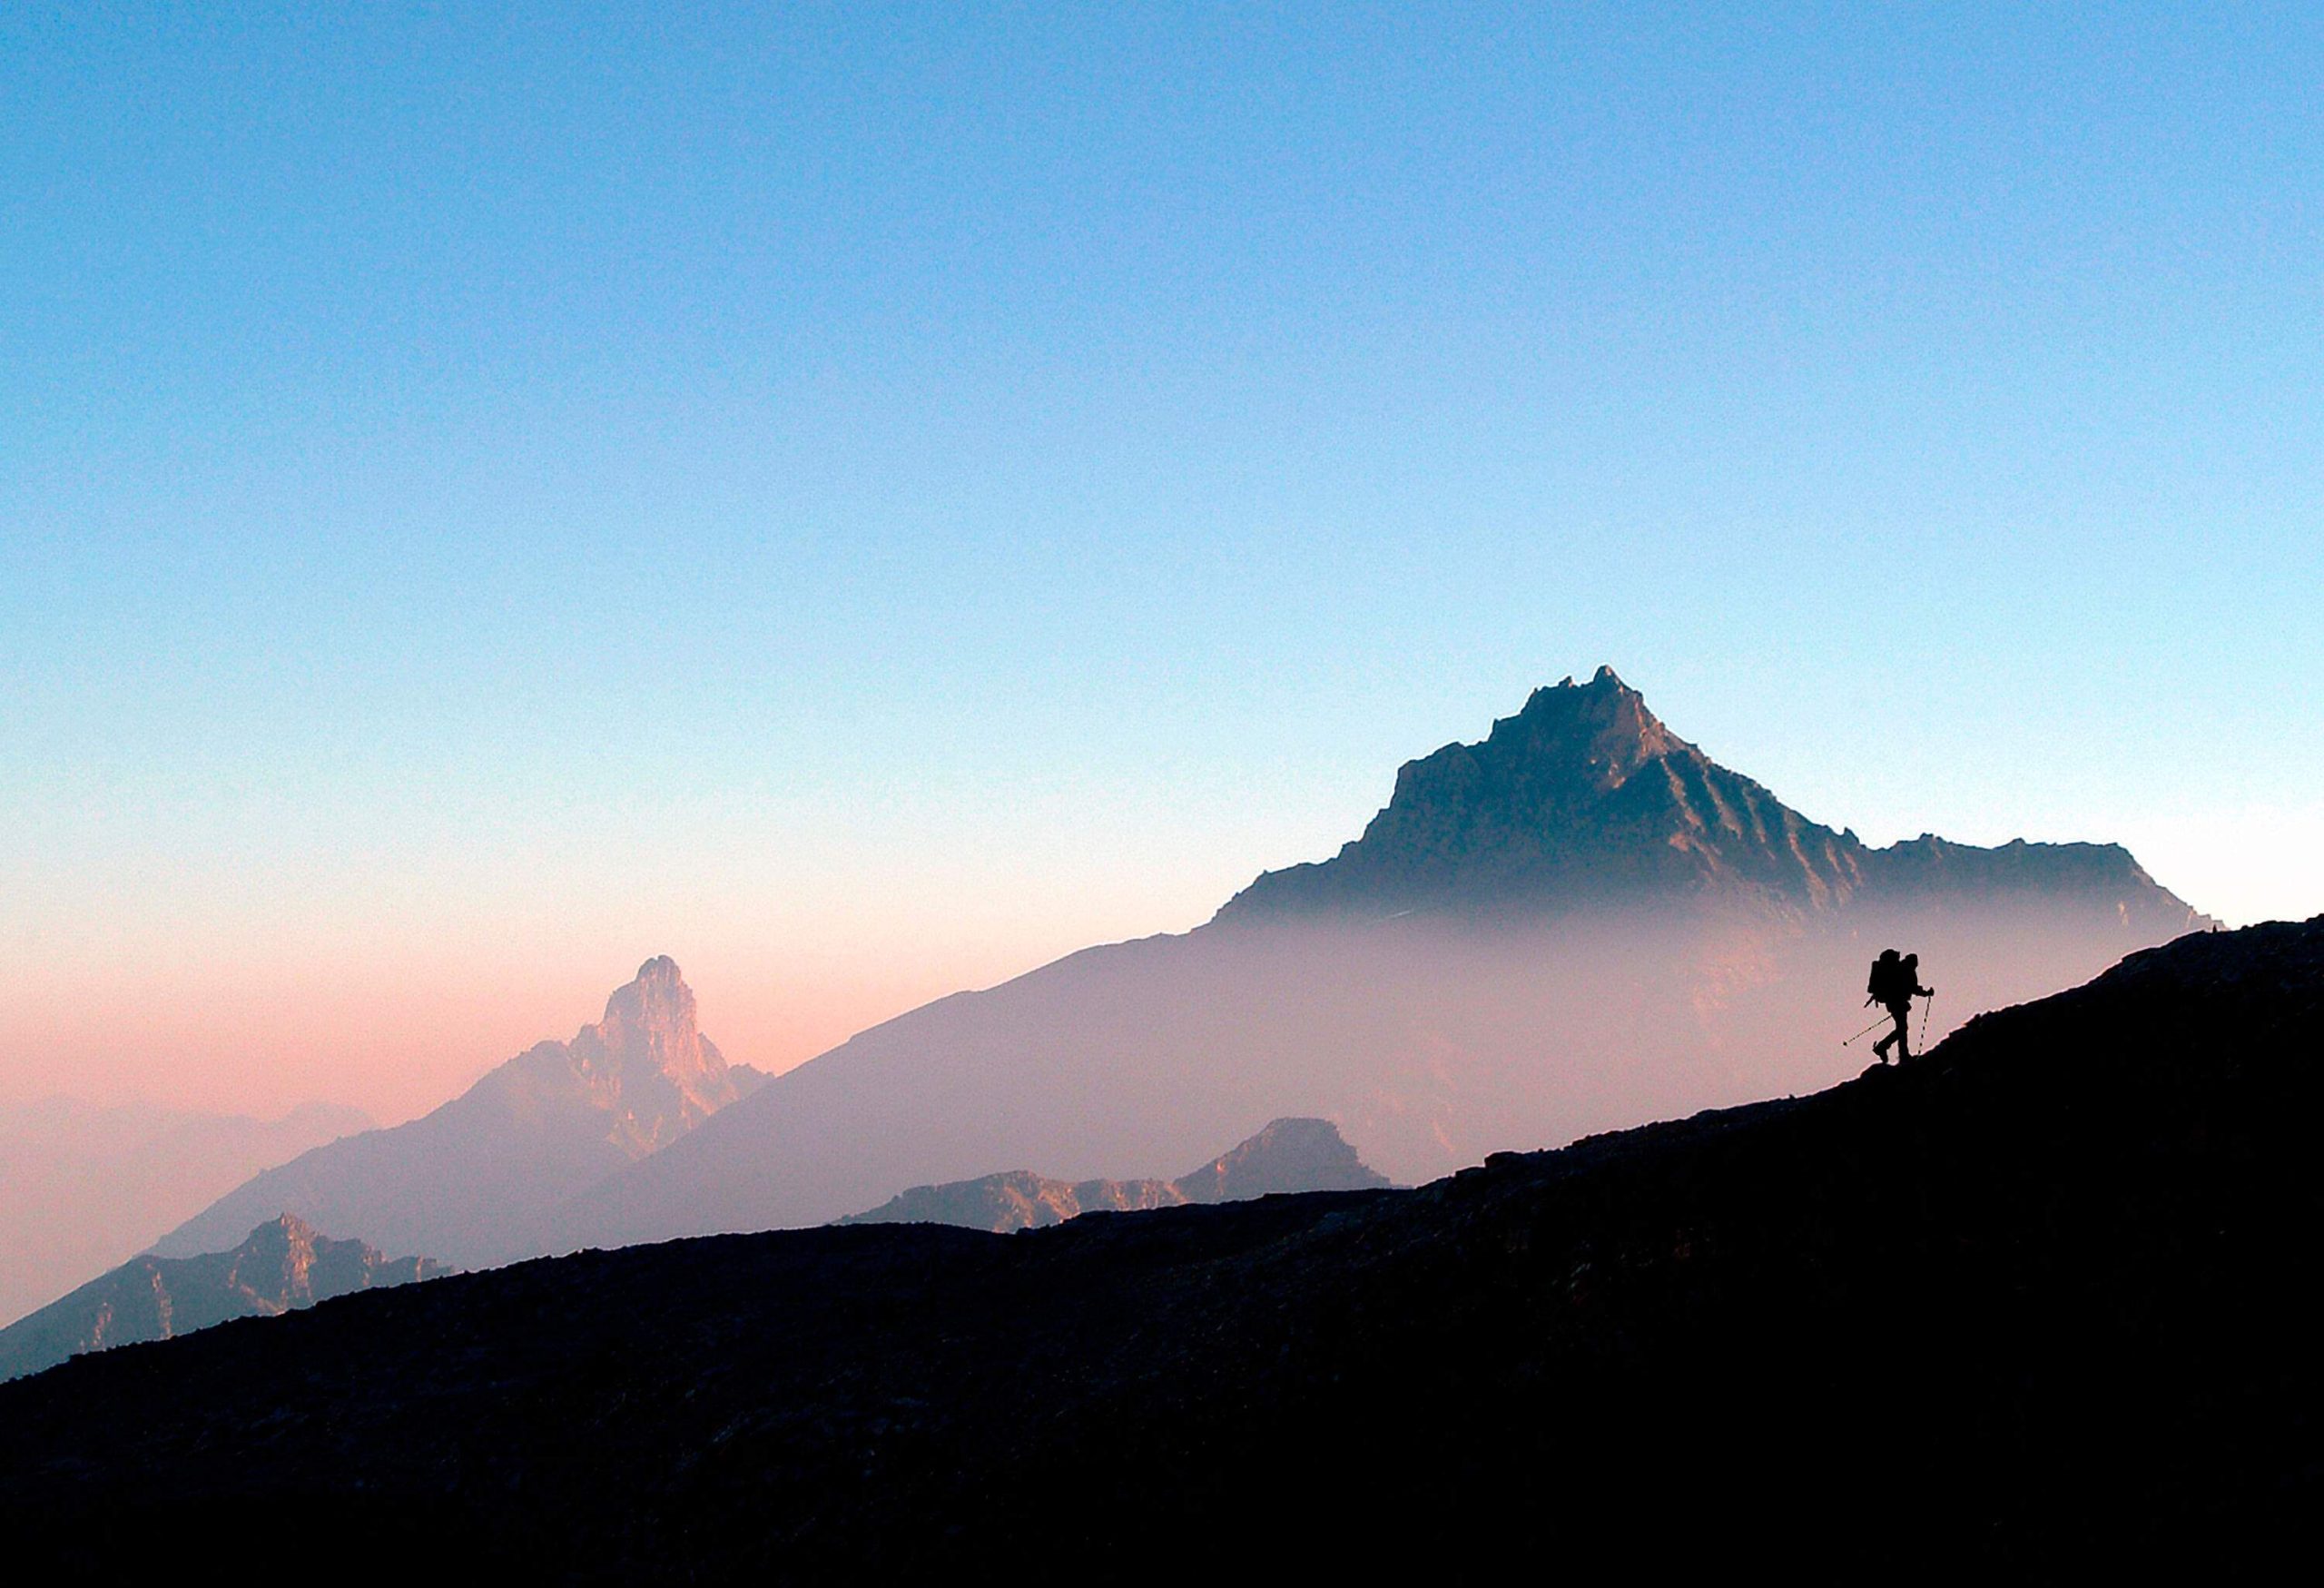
(1866, 955, 1902, 1003)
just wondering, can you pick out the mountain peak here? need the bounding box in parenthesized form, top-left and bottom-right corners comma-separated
(1217, 668, 1832, 917)
(571, 956, 751, 1156)
(1498, 666, 1682, 792)
(1216, 670, 2199, 926)
(1174, 1118, 1393, 1203)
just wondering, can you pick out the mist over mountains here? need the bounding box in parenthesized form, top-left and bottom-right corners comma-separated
(540, 670, 2202, 1254)
(154, 669, 2206, 1277)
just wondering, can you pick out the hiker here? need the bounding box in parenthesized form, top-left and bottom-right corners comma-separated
(1866, 949, 1935, 1064)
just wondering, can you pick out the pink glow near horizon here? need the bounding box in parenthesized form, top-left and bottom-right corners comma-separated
(0, 942, 1079, 1126)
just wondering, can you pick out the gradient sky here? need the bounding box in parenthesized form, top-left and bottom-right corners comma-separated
(5, 5, 2319, 1122)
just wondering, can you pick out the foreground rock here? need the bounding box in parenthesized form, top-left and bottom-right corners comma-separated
(0, 1215, 448, 1382)
(838, 1117, 1391, 1230)
(4, 918, 2317, 1579)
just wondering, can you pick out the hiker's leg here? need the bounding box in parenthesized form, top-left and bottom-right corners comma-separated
(1891, 1008, 1912, 1062)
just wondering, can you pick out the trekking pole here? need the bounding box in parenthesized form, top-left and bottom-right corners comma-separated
(1918, 991, 1934, 1052)
(1841, 1012, 1891, 1048)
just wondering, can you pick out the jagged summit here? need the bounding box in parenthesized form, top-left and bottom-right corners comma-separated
(1217, 668, 2202, 928)
(1219, 667, 1863, 917)
(556, 955, 750, 1154)
(153, 955, 771, 1268)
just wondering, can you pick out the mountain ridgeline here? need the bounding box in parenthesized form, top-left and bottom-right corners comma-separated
(1219, 666, 2193, 926)
(0, 1215, 446, 1383)
(159, 668, 2208, 1274)
(154, 957, 767, 1268)
(839, 1118, 1390, 1231)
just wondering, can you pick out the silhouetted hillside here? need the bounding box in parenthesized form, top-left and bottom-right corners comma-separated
(838, 1117, 1389, 1230)
(5, 918, 2317, 1579)
(0, 1215, 446, 1382)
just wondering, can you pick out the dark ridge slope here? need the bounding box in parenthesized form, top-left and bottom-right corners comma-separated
(4, 918, 2318, 1580)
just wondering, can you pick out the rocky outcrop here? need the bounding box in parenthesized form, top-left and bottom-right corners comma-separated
(838, 1118, 1391, 1231)
(0, 1214, 447, 1382)
(1170, 1116, 1391, 1203)
(153, 958, 763, 1267)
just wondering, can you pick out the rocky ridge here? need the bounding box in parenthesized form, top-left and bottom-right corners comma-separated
(1219, 666, 2205, 930)
(0, 1214, 447, 1382)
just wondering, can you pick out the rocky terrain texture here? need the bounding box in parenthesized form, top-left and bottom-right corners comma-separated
(0, 1214, 446, 1382)
(839, 1116, 1390, 1230)
(5, 917, 2316, 1579)
(154, 957, 766, 1267)
(1220, 666, 2206, 927)
(0, 1098, 370, 1328)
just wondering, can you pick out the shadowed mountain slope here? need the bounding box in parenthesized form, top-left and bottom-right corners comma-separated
(838, 1117, 1390, 1231)
(154, 958, 766, 1267)
(542, 670, 2206, 1252)
(4, 917, 2315, 1579)
(0, 1215, 446, 1383)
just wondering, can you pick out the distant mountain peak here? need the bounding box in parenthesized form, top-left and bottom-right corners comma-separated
(1495, 666, 1685, 793)
(565, 956, 753, 1157)
(1217, 668, 1848, 917)
(838, 1119, 1392, 1233)
(1216, 668, 2202, 927)
(1174, 1117, 1393, 1203)
(151, 954, 772, 1269)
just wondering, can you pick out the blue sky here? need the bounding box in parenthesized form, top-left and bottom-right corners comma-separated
(3, 4, 2319, 1114)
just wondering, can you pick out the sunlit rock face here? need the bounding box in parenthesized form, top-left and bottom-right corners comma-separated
(838, 1118, 1391, 1231)
(153, 959, 768, 1269)
(513, 955, 762, 1159)
(0, 1214, 447, 1382)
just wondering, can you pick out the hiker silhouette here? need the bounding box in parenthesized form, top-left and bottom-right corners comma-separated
(1866, 949, 1935, 1064)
